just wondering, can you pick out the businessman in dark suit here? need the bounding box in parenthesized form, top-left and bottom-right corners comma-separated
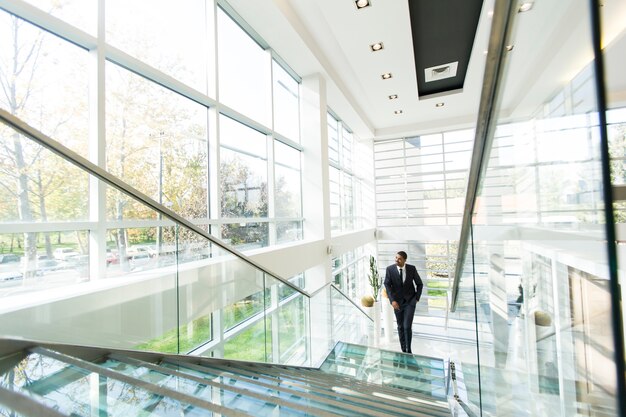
(384, 251, 424, 354)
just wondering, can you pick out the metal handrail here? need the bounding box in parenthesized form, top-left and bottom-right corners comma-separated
(309, 282, 374, 322)
(0, 108, 309, 298)
(450, 0, 518, 312)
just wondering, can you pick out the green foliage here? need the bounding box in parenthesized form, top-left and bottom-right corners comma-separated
(224, 319, 270, 362)
(368, 255, 381, 300)
(134, 315, 212, 354)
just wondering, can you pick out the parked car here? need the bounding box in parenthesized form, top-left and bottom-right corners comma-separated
(129, 253, 152, 270)
(0, 254, 20, 264)
(37, 259, 62, 275)
(106, 250, 119, 266)
(0, 270, 23, 284)
(53, 247, 79, 261)
(128, 245, 156, 258)
(19, 257, 63, 277)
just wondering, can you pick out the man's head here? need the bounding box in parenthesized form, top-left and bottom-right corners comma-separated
(395, 251, 407, 267)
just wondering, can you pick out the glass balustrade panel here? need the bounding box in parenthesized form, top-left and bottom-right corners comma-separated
(453, 2, 623, 416)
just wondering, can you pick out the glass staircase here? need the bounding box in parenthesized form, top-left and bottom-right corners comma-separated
(0, 339, 453, 417)
(320, 342, 447, 398)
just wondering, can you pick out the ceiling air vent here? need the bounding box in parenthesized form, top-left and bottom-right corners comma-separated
(424, 61, 458, 82)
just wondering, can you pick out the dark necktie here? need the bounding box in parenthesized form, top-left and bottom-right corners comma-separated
(400, 268, 403, 284)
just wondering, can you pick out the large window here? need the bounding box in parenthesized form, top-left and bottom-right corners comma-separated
(217, 6, 271, 127)
(0, 0, 304, 358)
(0, 13, 89, 157)
(327, 111, 362, 232)
(375, 129, 474, 227)
(274, 141, 303, 243)
(272, 61, 300, 141)
(220, 115, 269, 248)
(331, 246, 367, 300)
(105, 63, 209, 221)
(106, 0, 210, 93)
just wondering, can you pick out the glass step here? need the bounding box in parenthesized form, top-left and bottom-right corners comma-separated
(102, 355, 312, 417)
(320, 343, 447, 399)
(0, 344, 451, 417)
(233, 362, 451, 416)
(162, 359, 427, 417)
(0, 350, 214, 417)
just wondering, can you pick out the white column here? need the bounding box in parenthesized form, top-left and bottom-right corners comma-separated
(300, 74, 331, 289)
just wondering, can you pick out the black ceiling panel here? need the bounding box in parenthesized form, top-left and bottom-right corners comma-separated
(408, 0, 483, 98)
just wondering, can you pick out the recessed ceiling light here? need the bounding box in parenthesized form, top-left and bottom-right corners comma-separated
(488, 10, 494, 17)
(394, 110, 403, 115)
(370, 42, 384, 52)
(381, 72, 392, 80)
(355, 0, 371, 9)
(506, 44, 514, 51)
(436, 102, 445, 107)
(389, 94, 398, 100)
(483, 50, 488, 55)
(518, 2, 533, 12)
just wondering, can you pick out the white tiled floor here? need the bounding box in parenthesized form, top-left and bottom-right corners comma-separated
(377, 314, 480, 364)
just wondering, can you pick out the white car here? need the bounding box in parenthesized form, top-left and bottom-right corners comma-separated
(0, 271, 23, 284)
(129, 253, 152, 270)
(53, 247, 79, 261)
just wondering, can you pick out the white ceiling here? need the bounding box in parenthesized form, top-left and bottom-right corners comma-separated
(226, 0, 626, 141)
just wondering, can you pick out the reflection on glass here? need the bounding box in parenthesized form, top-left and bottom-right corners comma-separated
(452, 2, 622, 416)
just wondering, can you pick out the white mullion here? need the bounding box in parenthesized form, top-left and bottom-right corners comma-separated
(0, 222, 96, 234)
(105, 44, 218, 109)
(268, 53, 277, 246)
(0, 0, 97, 49)
(88, 0, 106, 281)
(268, 135, 277, 246)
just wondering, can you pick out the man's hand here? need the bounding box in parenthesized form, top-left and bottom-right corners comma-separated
(391, 301, 400, 310)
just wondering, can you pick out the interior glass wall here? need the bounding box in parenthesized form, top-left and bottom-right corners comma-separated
(452, 2, 624, 416)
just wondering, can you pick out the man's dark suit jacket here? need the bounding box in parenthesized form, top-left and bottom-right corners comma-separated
(384, 264, 424, 306)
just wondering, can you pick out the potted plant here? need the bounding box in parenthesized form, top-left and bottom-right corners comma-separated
(362, 255, 382, 345)
(361, 295, 375, 307)
(368, 255, 382, 301)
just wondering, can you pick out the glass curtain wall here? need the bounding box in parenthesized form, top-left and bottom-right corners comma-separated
(0, 114, 374, 366)
(0, 0, 313, 362)
(374, 130, 473, 321)
(0, 0, 376, 369)
(0, 4, 304, 272)
(452, 1, 625, 416)
(328, 111, 363, 232)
